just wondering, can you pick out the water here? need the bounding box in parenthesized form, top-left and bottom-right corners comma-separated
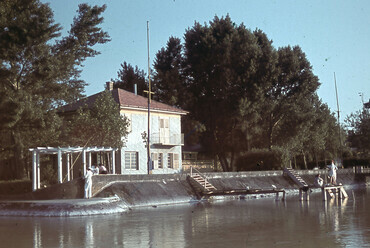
(0, 188, 369, 248)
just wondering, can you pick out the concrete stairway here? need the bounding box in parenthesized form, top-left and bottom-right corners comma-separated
(283, 168, 309, 188)
(189, 173, 217, 192)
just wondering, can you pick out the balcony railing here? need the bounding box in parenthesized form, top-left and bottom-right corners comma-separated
(151, 133, 184, 146)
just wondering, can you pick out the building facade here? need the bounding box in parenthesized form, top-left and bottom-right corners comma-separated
(60, 83, 187, 175)
(121, 107, 185, 174)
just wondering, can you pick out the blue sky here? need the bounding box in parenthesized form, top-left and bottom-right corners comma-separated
(42, 0, 370, 122)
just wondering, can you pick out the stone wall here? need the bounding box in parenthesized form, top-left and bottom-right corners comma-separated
(2, 169, 367, 203)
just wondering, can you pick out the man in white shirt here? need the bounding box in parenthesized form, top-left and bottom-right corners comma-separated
(84, 167, 93, 199)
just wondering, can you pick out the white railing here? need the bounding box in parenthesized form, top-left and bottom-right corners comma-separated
(151, 133, 184, 146)
(190, 166, 210, 189)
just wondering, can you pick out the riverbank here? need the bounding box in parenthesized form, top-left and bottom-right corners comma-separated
(0, 196, 128, 217)
(0, 168, 368, 216)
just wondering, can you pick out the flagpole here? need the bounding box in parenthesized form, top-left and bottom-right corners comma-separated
(146, 21, 151, 174)
(334, 72, 342, 163)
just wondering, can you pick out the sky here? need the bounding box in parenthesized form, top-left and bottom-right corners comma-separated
(41, 0, 370, 122)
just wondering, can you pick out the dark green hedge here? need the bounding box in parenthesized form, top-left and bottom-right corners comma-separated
(236, 150, 283, 171)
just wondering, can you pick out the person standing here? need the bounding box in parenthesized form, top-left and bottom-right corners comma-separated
(84, 167, 93, 199)
(328, 160, 338, 185)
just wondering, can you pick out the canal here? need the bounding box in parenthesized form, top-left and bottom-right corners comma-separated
(0, 188, 369, 248)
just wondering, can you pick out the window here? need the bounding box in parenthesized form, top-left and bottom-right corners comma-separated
(167, 153, 179, 169)
(125, 151, 138, 170)
(159, 117, 170, 144)
(152, 153, 163, 169)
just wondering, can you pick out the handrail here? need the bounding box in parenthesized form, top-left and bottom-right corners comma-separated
(283, 167, 308, 188)
(190, 166, 209, 189)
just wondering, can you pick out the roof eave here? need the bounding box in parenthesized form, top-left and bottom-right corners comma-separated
(120, 106, 188, 115)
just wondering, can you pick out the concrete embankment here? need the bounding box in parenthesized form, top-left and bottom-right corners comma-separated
(87, 168, 366, 206)
(0, 168, 367, 216)
(0, 196, 127, 217)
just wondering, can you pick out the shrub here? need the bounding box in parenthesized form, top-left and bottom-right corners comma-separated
(236, 149, 283, 171)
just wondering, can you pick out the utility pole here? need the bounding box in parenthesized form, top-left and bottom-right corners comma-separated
(144, 21, 154, 174)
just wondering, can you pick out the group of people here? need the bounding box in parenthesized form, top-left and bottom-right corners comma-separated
(90, 164, 108, 175)
(84, 164, 108, 199)
(314, 160, 338, 188)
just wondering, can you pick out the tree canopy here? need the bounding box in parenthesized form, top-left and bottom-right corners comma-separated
(0, 0, 116, 179)
(346, 104, 370, 156)
(153, 15, 341, 171)
(61, 90, 129, 149)
(112, 61, 147, 96)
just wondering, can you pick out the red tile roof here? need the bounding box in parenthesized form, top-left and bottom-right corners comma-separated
(59, 88, 188, 115)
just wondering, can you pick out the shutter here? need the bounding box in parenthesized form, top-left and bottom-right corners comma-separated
(174, 153, 179, 169)
(152, 153, 158, 169)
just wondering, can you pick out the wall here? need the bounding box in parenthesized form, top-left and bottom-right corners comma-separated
(120, 109, 183, 175)
(92, 169, 365, 207)
(2, 169, 367, 204)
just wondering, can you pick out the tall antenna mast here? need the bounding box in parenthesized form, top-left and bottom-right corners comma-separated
(144, 21, 154, 174)
(334, 72, 342, 160)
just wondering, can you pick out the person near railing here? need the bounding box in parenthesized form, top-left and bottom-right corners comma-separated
(84, 167, 93, 199)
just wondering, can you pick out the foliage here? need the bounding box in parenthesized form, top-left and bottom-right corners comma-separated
(346, 106, 370, 155)
(62, 90, 129, 148)
(112, 62, 147, 95)
(40, 163, 57, 185)
(153, 37, 185, 107)
(152, 15, 342, 171)
(235, 149, 283, 171)
(0, 0, 110, 178)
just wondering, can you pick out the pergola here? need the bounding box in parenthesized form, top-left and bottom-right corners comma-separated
(29, 147, 118, 191)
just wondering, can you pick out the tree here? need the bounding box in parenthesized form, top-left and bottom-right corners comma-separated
(113, 62, 147, 95)
(153, 37, 185, 107)
(346, 106, 370, 155)
(62, 90, 129, 148)
(180, 16, 264, 171)
(261, 46, 320, 149)
(154, 15, 335, 171)
(0, 0, 110, 179)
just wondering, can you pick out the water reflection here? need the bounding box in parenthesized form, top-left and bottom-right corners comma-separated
(33, 222, 41, 248)
(0, 188, 369, 248)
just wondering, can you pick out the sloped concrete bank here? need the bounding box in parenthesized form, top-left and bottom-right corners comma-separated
(87, 168, 367, 208)
(0, 196, 128, 217)
(0, 169, 367, 216)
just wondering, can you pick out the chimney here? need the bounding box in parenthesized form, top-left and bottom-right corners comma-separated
(134, 84, 137, 95)
(106, 81, 114, 91)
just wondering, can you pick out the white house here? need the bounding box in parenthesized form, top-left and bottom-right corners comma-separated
(60, 83, 188, 175)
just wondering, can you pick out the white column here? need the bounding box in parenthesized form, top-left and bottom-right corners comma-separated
(36, 152, 40, 189)
(70, 153, 74, 180)
(66, 153, 70, 181)
(82, 149, 87, 176)
(57, 149, 62, 183)
(88, 152, 92, 168)
(32, 150, 37, 191)
(111, 150, 116, 174)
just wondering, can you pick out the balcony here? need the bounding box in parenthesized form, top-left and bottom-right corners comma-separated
(151, 133, 184, 146)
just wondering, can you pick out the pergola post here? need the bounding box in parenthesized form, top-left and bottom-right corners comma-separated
(66, 153, 70, 182)
(57, 148, 62, 183)
(82, 149, 87, 176)
(36, 152, 40, 189)
(88, 152, 92, 168)
(32, 150, 37, 191)
(111, 150, 116, 174)
(30, 147, 119, 186)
